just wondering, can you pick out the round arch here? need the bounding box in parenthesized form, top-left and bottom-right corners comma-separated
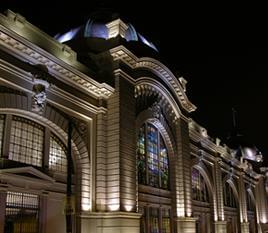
(191, 160, 215, 201)
(136, 108, 176, 159)
(0, 91, 92, 212)
(135, 78, 184, 121)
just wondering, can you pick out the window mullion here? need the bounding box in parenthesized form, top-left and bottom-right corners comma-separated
(145, 123, 148, 185)
(43, 127, 50, 171)
(2, 114, 12, 159)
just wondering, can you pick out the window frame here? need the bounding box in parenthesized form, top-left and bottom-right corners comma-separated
(137, 122, 170, 190)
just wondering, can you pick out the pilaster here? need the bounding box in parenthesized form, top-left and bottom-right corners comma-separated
(255, 176, 268, 232)
(81, 212, 141, 233)
(241, 222, 250, 233)
(106, 74, 137, 213)
(172, 118, 196, 233)
(239, 172, 250, 233)
(176, 217, 197, 233)
(214, 221, 227, 233)
(213, 157, 227, 232)
(95, 112, 107, 211)
(173, 118, 192, 217)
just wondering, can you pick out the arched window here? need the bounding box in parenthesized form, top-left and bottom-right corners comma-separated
(191, 167, 209, 202)
(137, 123, 169, 189)
(49, 134, 67, 173)
(246, 186, 255, 211)
(0, 114, 67, 174)
(9, 116, 44, 167)
(223, 182, 237, 208)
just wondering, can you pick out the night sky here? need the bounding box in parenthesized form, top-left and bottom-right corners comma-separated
(1, 1, 268, 166)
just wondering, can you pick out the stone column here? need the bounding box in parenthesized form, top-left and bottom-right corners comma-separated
(239, 172, 250, 233)
(213, 158, 227, 233)
(255, 175, 268, 232)
(173, 118, 196, 233)
(83, 72, 140, 233)
(95, 112, 107, 211)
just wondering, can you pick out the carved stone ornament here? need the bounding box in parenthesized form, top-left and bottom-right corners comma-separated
(31, 65, 50, 114)
(149, 102, 162, 119)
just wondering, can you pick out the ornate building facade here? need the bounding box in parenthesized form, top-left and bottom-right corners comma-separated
(0, 9, 267, 233)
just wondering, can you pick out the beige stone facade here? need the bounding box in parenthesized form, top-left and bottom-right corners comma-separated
(0, 10, 267, 233)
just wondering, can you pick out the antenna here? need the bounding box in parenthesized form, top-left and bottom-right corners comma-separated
(231, 107, 239, 137)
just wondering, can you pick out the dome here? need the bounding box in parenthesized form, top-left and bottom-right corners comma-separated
(227, 134, 263, 162)
(54, 12, 158, 51)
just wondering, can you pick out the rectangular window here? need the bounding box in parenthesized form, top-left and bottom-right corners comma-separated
(5, 191, 39, 233)
(9, 116, 44, 167)
(162, 209, 171, 233)
(150, 207, 159, 233)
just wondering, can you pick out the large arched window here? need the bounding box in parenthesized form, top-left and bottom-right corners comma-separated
(191, 167, 209, 202)
(0, 114, 67, 174)
(137, 123, 169, 189)
(223, 182, 237, 208)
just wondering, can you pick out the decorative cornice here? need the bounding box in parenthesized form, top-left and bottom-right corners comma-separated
(0, 25, 114, 99)
(110, 45, 196, 113)
(189, 118, 261, 178)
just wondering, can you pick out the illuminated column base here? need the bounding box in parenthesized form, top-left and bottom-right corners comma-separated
(176, 217, 197, 233)
(80, 212, 141, 233)
(214, 221, 227, 233)
(241, 222, 250, 233)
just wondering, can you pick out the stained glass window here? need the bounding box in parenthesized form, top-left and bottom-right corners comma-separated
(162, 209, 171, 233)
(137, 125, 146, 184)
(49, 134, 67, 173)
(147, 124, 159, 187)
(223, 182, 237, 208)
(191, 168, 209, 202)
(0, 114, 4, 157)
(5, 191, 39, 233)
(137, 123, 169, 189)
(9, 116, 44, 167)
(160, 137, 169, 189)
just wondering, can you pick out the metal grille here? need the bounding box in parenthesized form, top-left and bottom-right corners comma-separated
(5, 191, 39, 233)
(9, 116, 44, 167)
(0, 114, 4, 157)
(49, 134, 67, 173)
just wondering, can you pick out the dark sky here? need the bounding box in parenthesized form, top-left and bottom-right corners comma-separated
(1, 1, 268, 166)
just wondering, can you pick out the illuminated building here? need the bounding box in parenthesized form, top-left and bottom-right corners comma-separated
(0, 9, 267, 233)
